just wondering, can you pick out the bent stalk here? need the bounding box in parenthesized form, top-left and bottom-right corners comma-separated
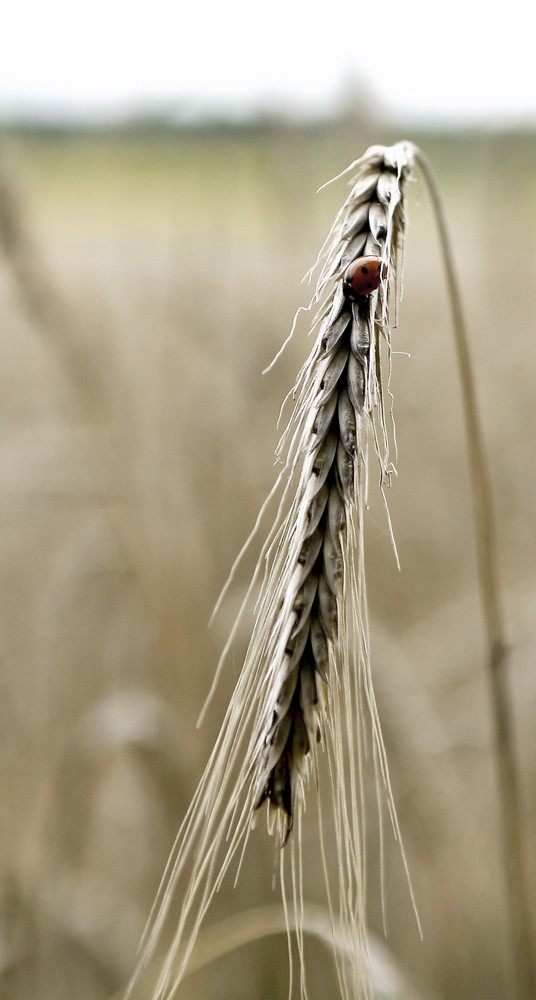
(413, 145, 535, 1000)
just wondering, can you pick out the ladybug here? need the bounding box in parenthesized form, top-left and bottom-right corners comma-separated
(343, 255, 387, 298)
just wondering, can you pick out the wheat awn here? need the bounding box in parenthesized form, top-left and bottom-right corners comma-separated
(127, 140, 417, 1000)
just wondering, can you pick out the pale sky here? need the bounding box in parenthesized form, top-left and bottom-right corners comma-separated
(2, 0, 535, 125)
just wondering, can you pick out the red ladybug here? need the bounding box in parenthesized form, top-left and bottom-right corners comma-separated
(343, 255, 387, 297)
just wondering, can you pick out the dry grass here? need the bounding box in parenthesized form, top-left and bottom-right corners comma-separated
(0, 123, 535, 1000)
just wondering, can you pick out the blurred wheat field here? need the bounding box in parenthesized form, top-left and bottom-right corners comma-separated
(0, 122, 535, 1000)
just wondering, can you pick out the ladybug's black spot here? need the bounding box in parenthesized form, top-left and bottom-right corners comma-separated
(360, 266, 369, 274)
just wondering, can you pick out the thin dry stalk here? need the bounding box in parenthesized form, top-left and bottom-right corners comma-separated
(0, 136, 108, 416)
(412, 146, 535, 1000)
(126, 141, 417, 1000)
(0, 138, 176, 668)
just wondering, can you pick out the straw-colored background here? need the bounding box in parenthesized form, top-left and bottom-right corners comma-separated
(0, 122, 534, 999)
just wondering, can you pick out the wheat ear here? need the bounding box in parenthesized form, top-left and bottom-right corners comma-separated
(251, 143, 412, 835)
(126, 142, 415, 1000)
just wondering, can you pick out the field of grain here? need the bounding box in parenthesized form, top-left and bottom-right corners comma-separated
(0, 122, 534, 1000)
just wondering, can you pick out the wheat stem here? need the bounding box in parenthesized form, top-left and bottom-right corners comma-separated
(412, 145, 535, 1000)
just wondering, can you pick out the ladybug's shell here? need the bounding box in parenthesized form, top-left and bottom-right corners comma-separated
(343, 255, 387, 297)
